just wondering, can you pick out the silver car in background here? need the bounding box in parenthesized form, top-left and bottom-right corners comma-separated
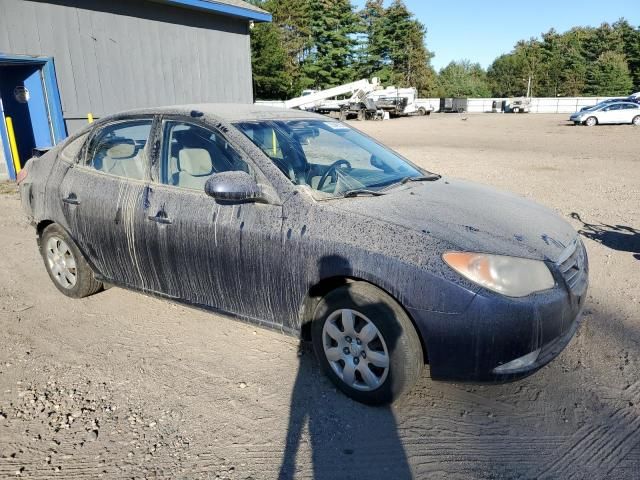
(570, 101, 640, 126)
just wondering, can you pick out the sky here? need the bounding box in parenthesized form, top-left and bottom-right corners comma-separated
(353, 0, 640, 71)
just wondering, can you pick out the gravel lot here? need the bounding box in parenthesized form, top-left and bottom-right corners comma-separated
(1, 113, 639, 479)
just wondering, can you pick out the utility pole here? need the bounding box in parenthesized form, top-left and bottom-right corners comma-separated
(526, 75, 532, 98)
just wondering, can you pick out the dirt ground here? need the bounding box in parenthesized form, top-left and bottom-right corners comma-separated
(1, 113, 639, 479)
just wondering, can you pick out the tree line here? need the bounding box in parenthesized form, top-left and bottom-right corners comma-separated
(249, 0, 640, 99)
(249, 0, 436, 99)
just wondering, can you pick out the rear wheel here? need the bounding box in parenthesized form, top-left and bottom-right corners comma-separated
(40, 224, 102, 298)
(632, 115, 640, 126)
(585, 116, 597, 127)
(512, 107, 520, 113)
(311, 282, 423, 405)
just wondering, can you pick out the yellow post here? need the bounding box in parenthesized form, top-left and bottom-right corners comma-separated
(87, 113, 94, 123)
(5, 116, 21, 175)
(271, 128, 277, 156)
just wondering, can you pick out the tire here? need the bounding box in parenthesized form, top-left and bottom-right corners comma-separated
(513, 107, 520, 113)
(311, 282, 423, 405)
(585, 116, 597, 127)
(40, 224, 103, 298)
(632, 115, 640, 126)
(417, 107, 427, 116)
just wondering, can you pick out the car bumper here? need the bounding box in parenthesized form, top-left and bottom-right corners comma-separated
(408, 266, 588, 383)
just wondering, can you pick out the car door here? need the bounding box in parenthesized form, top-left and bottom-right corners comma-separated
(598, 104, 621, 124)
(59, 117, 155, 289)
(621, 103, 640, 123)
(144, 117, 287, 325)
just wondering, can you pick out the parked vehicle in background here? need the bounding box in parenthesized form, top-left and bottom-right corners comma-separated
(439, 97, 467, 113)
(506, 98, 531, 113)
(340, 87, 433, 120)
(579, 98, 628, 111)
(19, 104, 588, 405)
(570, 101, 640, 126)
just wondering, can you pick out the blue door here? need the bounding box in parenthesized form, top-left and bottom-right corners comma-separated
(0, 63, 53, 168)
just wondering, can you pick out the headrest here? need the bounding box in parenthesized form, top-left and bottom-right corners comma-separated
(179, 148, 212, 176)
(106, 143, 135, 159)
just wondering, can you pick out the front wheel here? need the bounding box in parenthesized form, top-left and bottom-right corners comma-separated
(585, 116, 597, 127)
(632, 115, 640, 126)
(512, 107, 520, 113)
(417, 107, 427, 116)
(40, 224, 103, 298)
(311, 282, 423, 405)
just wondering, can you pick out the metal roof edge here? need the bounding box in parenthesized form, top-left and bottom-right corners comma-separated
(157, 0, 272, 22)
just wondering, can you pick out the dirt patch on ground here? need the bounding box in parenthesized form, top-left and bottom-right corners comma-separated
(1, 114, 639, 478)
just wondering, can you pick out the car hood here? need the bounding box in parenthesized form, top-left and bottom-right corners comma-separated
(331, 178, 576, 262)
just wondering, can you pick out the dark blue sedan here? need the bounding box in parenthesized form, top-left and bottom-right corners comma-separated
(18, 104, 588, 404)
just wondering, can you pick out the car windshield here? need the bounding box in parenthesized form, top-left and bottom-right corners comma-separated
(234, 119, 425, 198)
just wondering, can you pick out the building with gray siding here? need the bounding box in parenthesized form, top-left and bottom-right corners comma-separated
(0, 0, 270, 180)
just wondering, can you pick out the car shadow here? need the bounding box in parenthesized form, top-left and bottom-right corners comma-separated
(278, 255, 412, 480)
(570, 212, 640, 256)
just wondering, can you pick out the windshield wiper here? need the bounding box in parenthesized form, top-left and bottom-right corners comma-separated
(343, 189, 387, 198)
(399, 174, 441, 184)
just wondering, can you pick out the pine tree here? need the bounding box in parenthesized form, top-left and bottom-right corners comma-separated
(614, 19, 640, 91)
(250, 13, 291, 99)
(356, 0, 387, 80)
(303, 0, 360, 89)
(380, 1, 435, 94)
(586, 51, 634, 96)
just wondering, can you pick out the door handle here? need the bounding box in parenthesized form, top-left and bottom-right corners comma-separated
(62, 194, 80, 205)
(148, 214, 172, 225)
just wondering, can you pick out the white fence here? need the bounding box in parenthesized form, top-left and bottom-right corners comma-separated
(462, 97, 614, 114)
(257, 97, 616, 114)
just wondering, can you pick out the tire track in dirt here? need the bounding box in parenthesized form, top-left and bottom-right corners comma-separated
(536, 394, 640, 478)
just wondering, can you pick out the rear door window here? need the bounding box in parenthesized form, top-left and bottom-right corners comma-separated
(85, 120, 153, 180)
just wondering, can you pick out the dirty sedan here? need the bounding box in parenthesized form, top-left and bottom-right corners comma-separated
(18, 104, 588, 405)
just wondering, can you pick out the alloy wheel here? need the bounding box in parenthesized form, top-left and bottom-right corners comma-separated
(45, 236, 77, 289)
(322, 309, 390, 392)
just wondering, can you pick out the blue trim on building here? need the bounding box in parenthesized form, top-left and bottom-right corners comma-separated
(0, 54, 67, 179)
(161, 0, 272, 22)
(42, 59, 67, 143)
(0, 99, 15, 180)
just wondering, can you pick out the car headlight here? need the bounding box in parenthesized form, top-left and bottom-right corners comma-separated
(443, 252, 555, 297)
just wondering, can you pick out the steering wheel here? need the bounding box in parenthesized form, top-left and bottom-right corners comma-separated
(317, 159, 352, 191)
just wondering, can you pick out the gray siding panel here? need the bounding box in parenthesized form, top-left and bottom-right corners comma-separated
(0, 0, 254, 134)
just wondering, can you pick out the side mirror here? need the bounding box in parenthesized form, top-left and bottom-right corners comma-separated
(205, 171, 262, 202)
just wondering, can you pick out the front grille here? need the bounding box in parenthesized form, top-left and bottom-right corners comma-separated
(556, 238, 587, 291)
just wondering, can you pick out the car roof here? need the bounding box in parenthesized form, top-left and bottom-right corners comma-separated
(105, 103, 324, 123)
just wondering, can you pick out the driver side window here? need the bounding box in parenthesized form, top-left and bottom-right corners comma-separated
(161, 121, 250, 191)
